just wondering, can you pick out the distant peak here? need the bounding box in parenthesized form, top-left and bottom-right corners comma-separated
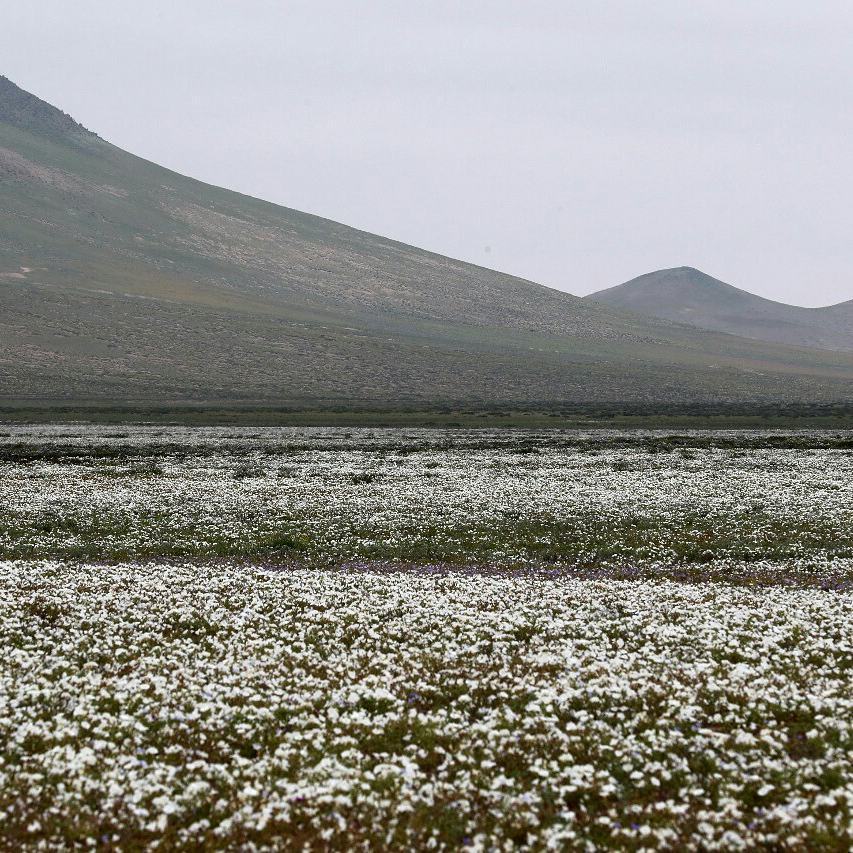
(654, 266, 715, 278)
(636, 266, 730, 288)
(0, 75, 94, 141)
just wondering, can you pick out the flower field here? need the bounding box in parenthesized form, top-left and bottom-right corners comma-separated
(1, 426, 852, 584)
(0, 427, 851, 849)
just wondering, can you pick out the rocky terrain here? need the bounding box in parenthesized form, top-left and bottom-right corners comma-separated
(2, 75, 852, 406)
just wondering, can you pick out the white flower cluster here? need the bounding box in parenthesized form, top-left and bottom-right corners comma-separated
(0, 561, 850, 849)
(0, 427, 851, 583)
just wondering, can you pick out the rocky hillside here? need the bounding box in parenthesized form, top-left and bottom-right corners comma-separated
(2, 75, 852, 405)
(586, 267, 853, 353)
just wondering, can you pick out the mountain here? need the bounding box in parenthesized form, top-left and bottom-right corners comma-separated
(1, 75, 852, 407)
(585, 267, 853, 353)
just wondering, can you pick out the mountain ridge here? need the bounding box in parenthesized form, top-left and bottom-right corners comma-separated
(0, 75, 96, 143)
(585, 267, 853, 353)
(2, 75, 852, 405)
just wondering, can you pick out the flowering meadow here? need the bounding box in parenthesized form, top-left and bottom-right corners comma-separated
(1, 426, 852, 584)
(0, 427, 851, 849)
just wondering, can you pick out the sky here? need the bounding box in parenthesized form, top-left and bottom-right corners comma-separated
(4, 1, 853, 307)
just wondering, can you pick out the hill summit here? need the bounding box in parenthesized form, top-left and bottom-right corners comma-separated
(0, 75, 93, 141)
(586, 267, 853, 353)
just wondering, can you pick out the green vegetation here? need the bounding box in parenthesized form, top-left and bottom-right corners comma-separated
(3, 402, 853, 429)
(2, 504, 849, 590)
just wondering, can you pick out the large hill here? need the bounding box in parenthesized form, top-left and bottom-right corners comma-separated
(1, 75, 852, 406)
(586, 267, 853, 353)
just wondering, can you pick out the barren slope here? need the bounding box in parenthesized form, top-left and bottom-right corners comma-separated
(586, 267, 853, 353)
(2, 75, 852, 405)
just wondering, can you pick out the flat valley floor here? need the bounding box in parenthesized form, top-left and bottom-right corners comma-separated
(1, 427, 851, 849)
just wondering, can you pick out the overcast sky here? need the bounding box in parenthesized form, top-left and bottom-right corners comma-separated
(4, 1, 853, 306)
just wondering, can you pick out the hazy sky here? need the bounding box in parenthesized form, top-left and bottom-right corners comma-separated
(4, 1, 853, 306)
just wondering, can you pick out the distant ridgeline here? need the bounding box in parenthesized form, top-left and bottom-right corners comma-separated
(585, 266, 853, 354)
(1, 74, 852, 406)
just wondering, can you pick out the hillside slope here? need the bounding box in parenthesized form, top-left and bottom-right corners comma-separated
(586, 267, 853, 353)
(2, 75, 852, 405)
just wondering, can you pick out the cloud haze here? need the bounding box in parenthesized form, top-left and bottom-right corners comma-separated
(4, 1, 852, 306)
